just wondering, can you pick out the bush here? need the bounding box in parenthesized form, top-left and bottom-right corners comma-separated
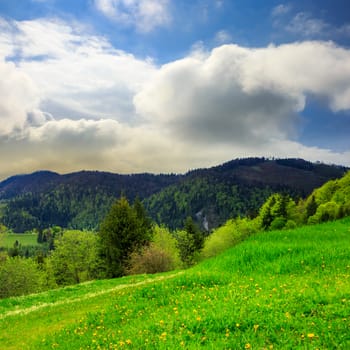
(270, 217, 287, 230)
(285, 220, 297, 229)
(201, 217, 259, 260)
(127, 226, 181, 275)
(0, 256, 46, 298)
(127, 245, 174, 274)
(50, 230, 101, 286)
(200, 221, 238, 259)
(307, 201, 340, 224)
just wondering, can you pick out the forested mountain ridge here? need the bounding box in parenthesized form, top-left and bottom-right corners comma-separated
(0, 158, 347, 232)
(145, 158, 348, 229)
(0, 170, 179, 200)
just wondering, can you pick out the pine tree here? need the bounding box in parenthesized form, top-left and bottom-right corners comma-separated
(99, 196, 152, 277)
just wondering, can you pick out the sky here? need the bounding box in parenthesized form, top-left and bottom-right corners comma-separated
(0, 0, 350, 180)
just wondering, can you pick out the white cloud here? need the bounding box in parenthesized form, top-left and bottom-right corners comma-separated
(0, 18, 156, 122)
(0, 16, 350, 180)
(286, 12, 329, 37)
(94, 0, 171, 32)
(271, 4, 292, 17)
(274, 9, 350, 41)
(135, 41, 350, 148)
(0, 59, 41, 136)
(337, 24, 350, 37)
(214, 30, 232, 44)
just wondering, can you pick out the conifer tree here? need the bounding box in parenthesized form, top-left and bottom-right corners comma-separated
(99, 196, 152, 277)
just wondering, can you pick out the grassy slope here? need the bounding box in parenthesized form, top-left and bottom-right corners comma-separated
(1, 218, 350, 349)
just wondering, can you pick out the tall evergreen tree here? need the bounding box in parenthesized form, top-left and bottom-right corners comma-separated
(99, 196, 152, 277)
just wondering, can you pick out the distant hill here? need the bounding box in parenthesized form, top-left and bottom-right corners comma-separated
(0, 170, 178, 200)
(0, 158, 347, 232)
(145, 158, 348, 229)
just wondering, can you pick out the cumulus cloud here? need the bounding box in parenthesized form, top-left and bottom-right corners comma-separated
(134, 41, 350, 148)
(0, 117, 222, 180)
(94, 0, 171, 32)
(0, 16, 350, 180)
(0, 18, 156, 122)
(0, 59, 41, 136)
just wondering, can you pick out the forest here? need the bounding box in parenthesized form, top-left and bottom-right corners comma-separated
(0, 166, 349, 299)
(0, 157, 347, 232)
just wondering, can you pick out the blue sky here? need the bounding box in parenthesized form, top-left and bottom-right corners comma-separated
(0, 0, 349, 179)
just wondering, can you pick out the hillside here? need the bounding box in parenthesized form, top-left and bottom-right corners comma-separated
(0, 158, 347, 232)
(1, 218, 349, 349)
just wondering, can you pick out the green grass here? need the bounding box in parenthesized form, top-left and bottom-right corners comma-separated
(1, 218, 350, 349)
(0, 233, 38, 248)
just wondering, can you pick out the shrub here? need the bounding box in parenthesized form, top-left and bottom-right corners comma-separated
(127, 245, 174, 274)
(127, 226, 181, 275)
(0, 256, 46, 298)
(50, 230, 100, 286)
(201, 217, 259, 260)
(307, 201, 340, 224)
(200, 220, 237, 259)
(270, 217, 287, 230)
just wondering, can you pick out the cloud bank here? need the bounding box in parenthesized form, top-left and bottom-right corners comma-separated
(0, 17, 350, 180)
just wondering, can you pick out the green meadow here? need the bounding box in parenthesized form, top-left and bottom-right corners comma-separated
(1, 218, 350, 349)
(0, 233, 38, 248)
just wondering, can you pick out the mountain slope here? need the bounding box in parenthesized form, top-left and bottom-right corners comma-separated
(145, 158, 348, 229)
(1, 218, 349, 349)
(0, 158, 347, 232)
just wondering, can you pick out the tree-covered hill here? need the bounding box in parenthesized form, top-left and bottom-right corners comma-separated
(0, 158, 347, 232)
(145, 158, 348, 229)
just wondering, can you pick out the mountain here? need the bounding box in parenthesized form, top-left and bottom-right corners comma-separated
(0, 170, 178, 200)
(0, 158, 347, 232)
(145, 158, 348, 229)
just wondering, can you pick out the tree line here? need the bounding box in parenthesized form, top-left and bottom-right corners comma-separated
(0, 196, 205, 298)
(2, 157, 345, 233)
(0, 170, 349, 298)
